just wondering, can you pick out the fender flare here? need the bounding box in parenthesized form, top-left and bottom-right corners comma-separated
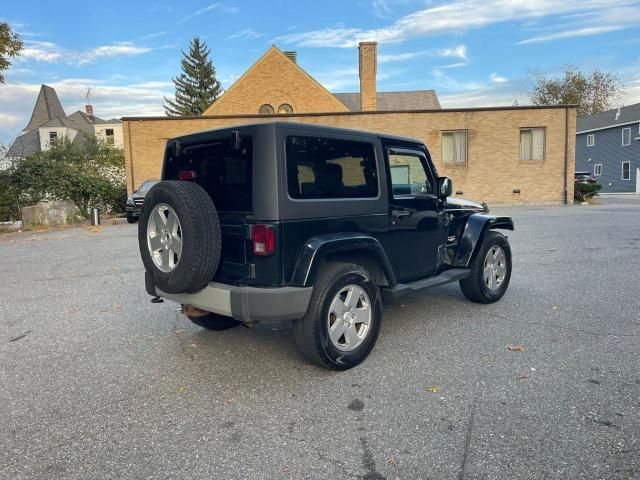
(290, 233, 398, 287)
(453, 214, 514, 267)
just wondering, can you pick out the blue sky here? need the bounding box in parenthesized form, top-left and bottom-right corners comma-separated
(1, 0, 640, 143)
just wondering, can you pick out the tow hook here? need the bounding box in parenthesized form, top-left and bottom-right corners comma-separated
(150, 296, 164, 304)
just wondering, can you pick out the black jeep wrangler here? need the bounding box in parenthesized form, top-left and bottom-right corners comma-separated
(139, 122, 513, 370)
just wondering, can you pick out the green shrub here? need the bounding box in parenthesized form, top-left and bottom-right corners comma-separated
(574, 182, 601, 202)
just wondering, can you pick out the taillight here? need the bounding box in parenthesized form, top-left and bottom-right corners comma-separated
(252, 224, 275, 256)
(178, 170, 197, 180)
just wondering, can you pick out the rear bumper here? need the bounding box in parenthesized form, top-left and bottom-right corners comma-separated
(147, 273, 313, 323)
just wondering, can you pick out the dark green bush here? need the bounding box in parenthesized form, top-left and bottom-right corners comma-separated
(574, 182, 602, 202)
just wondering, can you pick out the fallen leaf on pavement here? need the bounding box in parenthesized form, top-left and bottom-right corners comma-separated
(508, 344, 526, 352)
(516, 372, 530, 380)
(177, 385, 187, 394)
(425, 386, 442, 393)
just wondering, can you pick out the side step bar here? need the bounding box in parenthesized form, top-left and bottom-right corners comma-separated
(381, 268, 471, 302)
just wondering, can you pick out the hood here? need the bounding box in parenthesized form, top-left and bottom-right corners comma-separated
(446, 197, 488, 213)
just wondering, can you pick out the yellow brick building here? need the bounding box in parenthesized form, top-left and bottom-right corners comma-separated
(123, 43, 575, 204)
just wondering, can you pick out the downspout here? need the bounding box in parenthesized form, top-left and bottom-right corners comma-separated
(126, 121, 135, 194)
(563, 107, 569, 205)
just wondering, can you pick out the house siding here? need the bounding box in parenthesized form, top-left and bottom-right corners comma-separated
(576, 123, 640, 193)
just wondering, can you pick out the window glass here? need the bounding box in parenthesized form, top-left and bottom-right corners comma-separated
(587, 134, 595, 146)
(278, 104, 293, 114)
(622, 162, 631, 180)
(105, 128, 115, 145)
(520, 128, 545, 160)
(594, 164, 602, 176)
(442, 130, 467, 164)
(622, 128, 631, 146)
(286, 136, 378, 199)
(166, 136, 253, 212)
(389, 152, 433, 196)
(258, 104, 274, 115)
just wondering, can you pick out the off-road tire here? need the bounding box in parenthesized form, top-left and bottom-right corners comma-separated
(459, 231, 511, 303)
(126, 215, 138, 224)
(188, 313, 241, 331)
(293, 262, 382, 370)
(139, 181, 221, 294)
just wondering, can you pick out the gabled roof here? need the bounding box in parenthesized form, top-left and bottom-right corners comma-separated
(577, 103, 640, 133)
(22, 85, 67, 133)
(333, 90, 441, 112)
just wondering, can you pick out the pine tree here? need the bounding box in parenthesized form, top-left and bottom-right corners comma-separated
(163, 37, 222, 116)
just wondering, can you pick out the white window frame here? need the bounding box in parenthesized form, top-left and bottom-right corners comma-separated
(622, 161, 631, 181)
(594, 164, 602, 176)
(441, 130, 468, 165)
(520, 127, 546, 161)
(622, 127, 631, 146)
(586, 134, 595, 147)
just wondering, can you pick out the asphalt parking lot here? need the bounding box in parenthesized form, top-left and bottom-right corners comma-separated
(1, 199, 639, 480)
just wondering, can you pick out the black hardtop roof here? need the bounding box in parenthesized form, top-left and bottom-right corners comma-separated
(169, 121, 424, 147)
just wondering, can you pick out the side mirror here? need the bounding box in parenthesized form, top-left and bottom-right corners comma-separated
(438, 177, 452, 199)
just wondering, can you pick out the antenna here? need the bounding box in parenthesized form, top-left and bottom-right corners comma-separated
(85, 88, 92, 104)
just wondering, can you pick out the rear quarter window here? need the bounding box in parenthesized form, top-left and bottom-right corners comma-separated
(286, 136, 378, 199)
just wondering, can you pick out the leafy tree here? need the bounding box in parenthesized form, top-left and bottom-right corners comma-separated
(163, 36, 222, 116)
(10, 136, 126, 218)
(0, 22, 23, 84)
(529, 65, 623, 117)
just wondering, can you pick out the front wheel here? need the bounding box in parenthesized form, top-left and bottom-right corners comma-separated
(459, 231, 512, 303)
(293, 262, 382, 370)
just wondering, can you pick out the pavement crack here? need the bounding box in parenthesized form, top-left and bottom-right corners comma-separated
(458, 396, 477, 480)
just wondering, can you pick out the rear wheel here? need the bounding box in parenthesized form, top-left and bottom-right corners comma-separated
(459, 231, 511, 303)
(188, 313, 241, 331)
(293, 262, 382, 370)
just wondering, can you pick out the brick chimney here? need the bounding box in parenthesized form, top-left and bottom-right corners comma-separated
(358, 42, 377, 111)
(85, 104, 94, 118)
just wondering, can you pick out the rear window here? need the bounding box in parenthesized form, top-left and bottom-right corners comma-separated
(165, 136, 253, 212)
(286, 136, 378, 199)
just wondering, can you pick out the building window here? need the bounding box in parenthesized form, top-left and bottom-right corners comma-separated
(105, 128, 115, 145)
(286, 136, 378, 199)
(258, 104, 274, 115)
(622, 127, 631, 146)
(278, 103, 293, 114)
(622, 161, 631, 180)
(441, 130, 467, 165)
(587, 134, 595, 146)
(49, 131, 58, 144)
(520, 128, 545, 161)
(594, 164, 602, 176)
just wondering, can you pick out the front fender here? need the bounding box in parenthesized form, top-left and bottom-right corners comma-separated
(453, 214, 514, 267)
(290, 233, 397, 287)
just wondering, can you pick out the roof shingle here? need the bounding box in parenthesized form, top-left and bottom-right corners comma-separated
(333, 90, 441, 111)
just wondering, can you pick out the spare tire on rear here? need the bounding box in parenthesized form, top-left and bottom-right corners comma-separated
(138, 180, 221, 294)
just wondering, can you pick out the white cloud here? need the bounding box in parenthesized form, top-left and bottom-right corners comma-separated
(438, 45, 467, 61)
(435, 62, 469, 69)
(227, 29, 263, 40)
(274, 0, 639, 47)
(516, 26, 625, 44)
(490, 72, 508, 83)
(137, 31, 167, 41)
(178, 3, 239, 24)
(17, 40, 155, 66)
(379, 44, 467, 63)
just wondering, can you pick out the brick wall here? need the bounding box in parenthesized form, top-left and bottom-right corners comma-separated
(123, 106, 576, 205)
(203, 47, 349, 116)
